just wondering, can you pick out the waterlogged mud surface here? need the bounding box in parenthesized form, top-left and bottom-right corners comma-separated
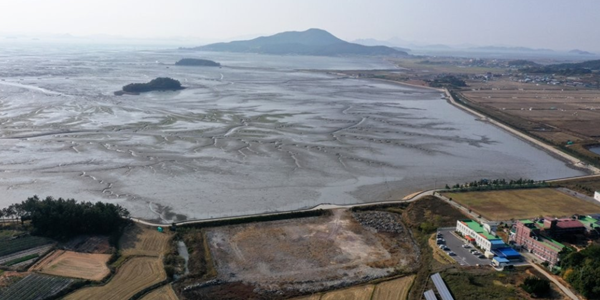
(0, 45, 586, 222)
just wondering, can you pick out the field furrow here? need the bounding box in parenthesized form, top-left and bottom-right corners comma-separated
(65, 256, 166, 300)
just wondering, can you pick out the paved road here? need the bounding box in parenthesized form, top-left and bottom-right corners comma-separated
(131, 190, 437, 227)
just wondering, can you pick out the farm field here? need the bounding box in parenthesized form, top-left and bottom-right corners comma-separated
(443, 188, 600, 221)
(320, 285, 375, 300)
(292, 296, 321, 300)
(0, 236, 53, 257)
(0, 273, 74, 300)
(0, 244, 53, 266)
(65, 256, 166, 300)
(291, 276, 414, 300)
(456, 79, 600, 167)
(120, 224, 172, 257)
(371, 276, 415, 300)
(461, 80, 600, 139)
(31, 250, 111, 281)
(63, 235, 111, 254)
(140, 284, 178, 300)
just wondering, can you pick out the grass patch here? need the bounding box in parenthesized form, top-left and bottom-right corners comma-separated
(444, 188, 600, 221)
(441, 269, 519, 300)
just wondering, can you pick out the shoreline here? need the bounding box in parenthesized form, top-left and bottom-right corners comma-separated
(129, 77, 600, 225)
(371, 78, 599, 175)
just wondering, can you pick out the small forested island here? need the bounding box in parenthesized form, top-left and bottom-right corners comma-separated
(175, 58, 220, 67)
(116, 77, 184, 95)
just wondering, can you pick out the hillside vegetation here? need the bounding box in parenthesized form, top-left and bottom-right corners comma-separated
(122, 77, 183, 93)
(175, 58, 220, 67)
(189, 28, 406, 57)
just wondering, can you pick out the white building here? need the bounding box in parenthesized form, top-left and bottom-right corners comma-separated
(595, 191, 600, 202)
(456, 219, 505, 252)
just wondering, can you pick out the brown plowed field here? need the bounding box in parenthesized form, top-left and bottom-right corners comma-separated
(65, 256, 166, 300)
(371, 276, 415, 300)
(292, 295, 321, 300)
(320, 285, 375, 300)
(120, 224, 172, 257)
(140, 284, 178, 300)
(31, 250, 111, 281)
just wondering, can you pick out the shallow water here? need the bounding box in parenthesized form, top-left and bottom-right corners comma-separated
(0, 45, 587, 222)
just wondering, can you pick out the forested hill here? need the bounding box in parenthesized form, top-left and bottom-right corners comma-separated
(184, 28, 407, 57)
(521, 59, 600, 75)
(175, 58, 220, 67)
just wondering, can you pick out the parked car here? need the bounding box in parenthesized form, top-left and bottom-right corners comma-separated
(462, 244, 470, 248)
(439, 245, 445, 249)
(470, 249, 477, 254)
(448, 251, 456, 256)
(443, 246, 451, 251)
(478, 255, 486, 259)
(436, 240, 445, 245)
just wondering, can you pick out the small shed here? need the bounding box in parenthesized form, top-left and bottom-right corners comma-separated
(492, 257, 510, 267)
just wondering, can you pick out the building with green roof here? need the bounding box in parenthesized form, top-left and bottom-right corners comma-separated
(456, 219, 505, 252)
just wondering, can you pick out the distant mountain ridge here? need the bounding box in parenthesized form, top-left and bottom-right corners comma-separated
(471, 46, 555, 53)
(569, 49, 595, 55)
(185, 29, 407, 57)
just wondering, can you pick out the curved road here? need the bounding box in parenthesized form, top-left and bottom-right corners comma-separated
(131, 190, 436, 227)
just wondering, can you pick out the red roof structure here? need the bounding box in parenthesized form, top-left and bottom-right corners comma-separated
(555, 219, 584, 229)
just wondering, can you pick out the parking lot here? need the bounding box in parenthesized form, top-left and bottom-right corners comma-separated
(437, 228, 491, 266)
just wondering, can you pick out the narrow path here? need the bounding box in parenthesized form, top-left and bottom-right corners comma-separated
(522, 252, 581, 300)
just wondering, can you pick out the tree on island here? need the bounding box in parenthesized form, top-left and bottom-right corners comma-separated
(175, 58, 220, 67)
(122, 77, 183, 93)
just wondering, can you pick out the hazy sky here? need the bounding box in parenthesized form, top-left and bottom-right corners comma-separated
(1, 0, 599, 50)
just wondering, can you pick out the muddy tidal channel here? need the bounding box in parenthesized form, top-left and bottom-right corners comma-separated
(0, 46, 586, 222)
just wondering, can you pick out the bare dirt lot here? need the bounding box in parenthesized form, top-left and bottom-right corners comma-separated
(205, 209, 418, 293)
(31, 250, 111, 281)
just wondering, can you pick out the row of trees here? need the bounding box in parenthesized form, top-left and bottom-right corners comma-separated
(444, 178, 548, 192)
(1, 196, 130, 240)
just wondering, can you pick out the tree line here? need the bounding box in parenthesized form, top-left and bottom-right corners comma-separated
(444, 178, 548, 192)
(1, 196, 130, 240)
